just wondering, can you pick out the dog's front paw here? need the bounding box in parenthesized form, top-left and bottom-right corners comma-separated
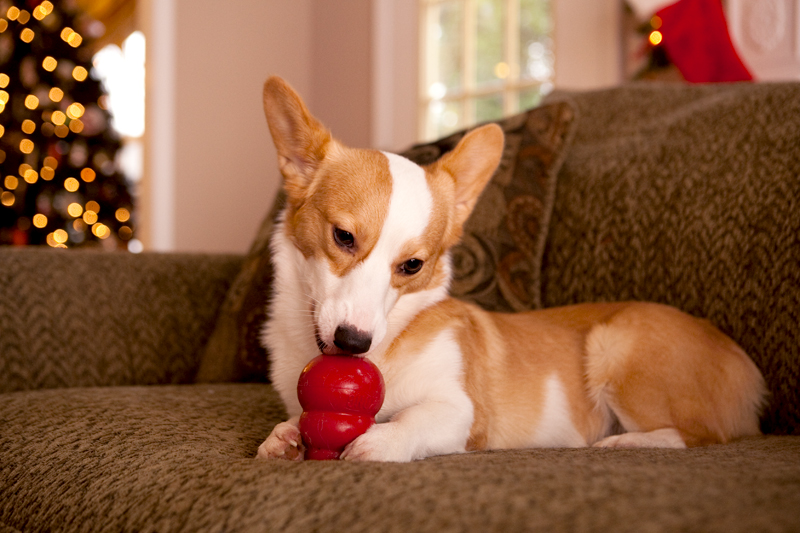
(256, 421, 306, 461)
(340, 423, 414, 463)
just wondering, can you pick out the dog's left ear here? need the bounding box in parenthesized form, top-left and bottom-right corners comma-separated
(435, 123, 504, 228)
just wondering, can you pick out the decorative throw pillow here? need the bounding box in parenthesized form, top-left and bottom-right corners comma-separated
(195, 192, 285, 383)
(195, 101, 576, 383)
(401, 101, 576, 313)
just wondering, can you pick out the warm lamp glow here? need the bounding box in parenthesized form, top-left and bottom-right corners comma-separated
(51, 110, 66, 125)
(67, 103, 85, 119)
(49, 87, 63, 102)
(42, 56, 57, 72)
(649, 30, 663, 46)
(651, 15, 662, 30)
(20, 139, 34, 154)
(1, 191, 15, 206)
(33, 214, 48, 228)
(72, 66, 88, 82)
(81, 168, 96, 182)
(23, 169, 38, 183)
(92, 223, 110, 239)
(64, 177, 80, 192)
(24, 95, 39, 109)
(494, 62, 510, 79)
(67, 202, 83, 217)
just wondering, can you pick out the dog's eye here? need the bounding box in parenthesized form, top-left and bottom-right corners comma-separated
(400, 258, 424, 275)
(333, 227, 355, 249)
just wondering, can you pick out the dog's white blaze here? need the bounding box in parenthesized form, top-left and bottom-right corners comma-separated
(529, 374, 587, 448)
(318, 153, 433, 349)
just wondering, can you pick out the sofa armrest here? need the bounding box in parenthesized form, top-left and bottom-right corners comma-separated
(0, 248, 243, 393)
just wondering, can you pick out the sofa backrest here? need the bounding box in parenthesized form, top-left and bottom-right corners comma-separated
(0, 249, 242, 393)
(541, 82, 800, 434)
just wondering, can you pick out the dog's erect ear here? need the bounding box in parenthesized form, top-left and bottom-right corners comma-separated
(263, 76, 332, 200)
(435, 123, 504, 228)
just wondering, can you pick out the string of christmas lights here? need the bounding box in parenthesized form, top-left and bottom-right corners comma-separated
(0, 0, 134, 248)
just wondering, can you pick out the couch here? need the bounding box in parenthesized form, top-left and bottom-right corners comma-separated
(2, 82, 799, 532)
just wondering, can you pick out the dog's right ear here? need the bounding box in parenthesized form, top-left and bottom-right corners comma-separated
(263, 76, 332, 201)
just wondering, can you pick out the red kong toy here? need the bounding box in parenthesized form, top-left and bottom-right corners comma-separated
(297, 354, 385, 460)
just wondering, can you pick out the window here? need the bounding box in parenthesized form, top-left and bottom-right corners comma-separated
(420, 0, 554, 141)
(92, 30, 145, 252)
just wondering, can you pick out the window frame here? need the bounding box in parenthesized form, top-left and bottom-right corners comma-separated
(418, 0, 554, 141)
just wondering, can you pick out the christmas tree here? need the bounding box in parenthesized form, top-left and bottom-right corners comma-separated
(0, 0, 134, 248)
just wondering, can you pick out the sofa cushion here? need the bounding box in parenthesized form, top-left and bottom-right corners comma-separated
(0, 249, 242, 394)
(195, 101, 577, 384)
(542, 82, 800, 435)
(1, 385, 799, 532)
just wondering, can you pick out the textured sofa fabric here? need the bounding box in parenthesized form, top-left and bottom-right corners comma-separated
(2, 384, 799, 532)
(0, 249, 242, 393)
(2, 83, 800, 532)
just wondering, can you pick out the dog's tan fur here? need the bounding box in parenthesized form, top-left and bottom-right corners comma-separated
(385, 299, 766, 450)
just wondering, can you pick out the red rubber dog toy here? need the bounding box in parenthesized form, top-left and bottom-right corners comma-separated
(297, 354, 385, 460)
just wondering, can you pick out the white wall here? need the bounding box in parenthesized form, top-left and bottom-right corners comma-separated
(139, 0, 624, 254)
(554, 0, 624, 89)
(372, 0, 420, 151)
(141, 0, 314, 253)
(310, 0, 374, 148)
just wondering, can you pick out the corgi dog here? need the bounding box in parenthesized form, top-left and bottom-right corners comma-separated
(255, 76, 766, 462)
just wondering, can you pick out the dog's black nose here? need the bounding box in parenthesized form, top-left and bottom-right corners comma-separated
(334, 325, 372, 354)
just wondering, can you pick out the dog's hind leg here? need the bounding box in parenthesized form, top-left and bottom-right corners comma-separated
(583, 303, 765, 448)
(593, 428, 686, 448)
